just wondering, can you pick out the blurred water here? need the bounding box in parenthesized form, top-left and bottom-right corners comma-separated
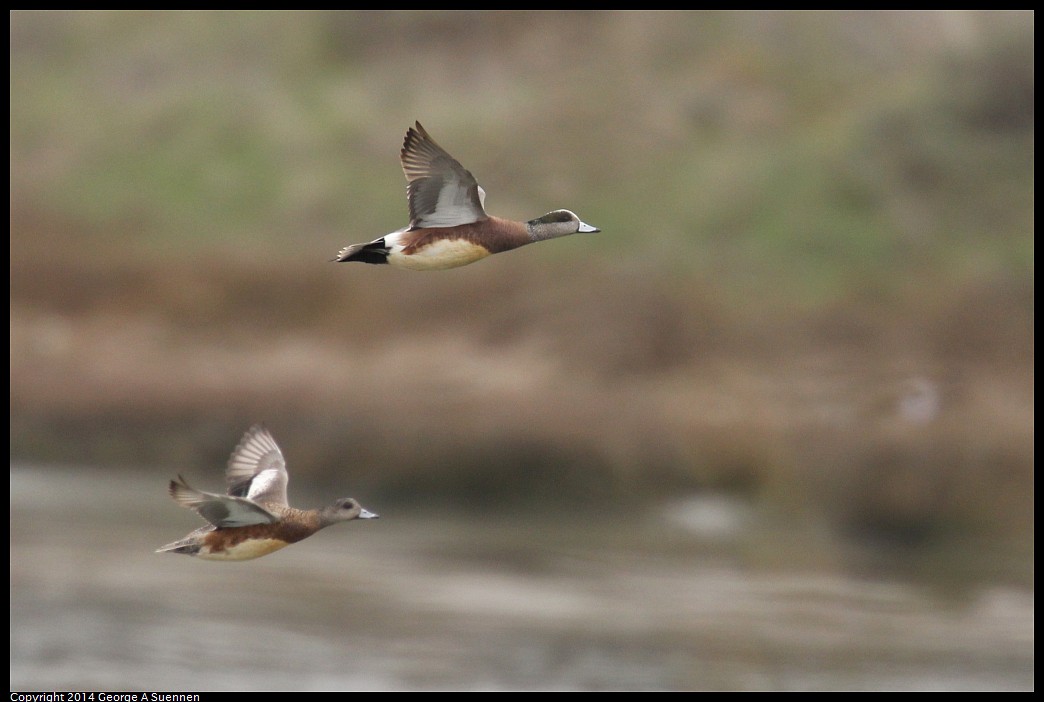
(9, 464, 1033, 691)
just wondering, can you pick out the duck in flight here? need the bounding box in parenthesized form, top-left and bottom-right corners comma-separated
(332, 122, 600, 270)
(157, 424, 378, 561)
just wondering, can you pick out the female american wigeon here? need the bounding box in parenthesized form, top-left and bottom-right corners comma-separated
(333, 121, 600, 270)
(157, 424, 378, 561)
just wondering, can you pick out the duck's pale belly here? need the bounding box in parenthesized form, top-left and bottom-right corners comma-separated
(389, 238, 492, 270)
(197, 538, 290, 561)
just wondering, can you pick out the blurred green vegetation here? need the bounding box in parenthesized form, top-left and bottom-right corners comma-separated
(10, 12, 1033, 300)
(9, 12, 1034, 565)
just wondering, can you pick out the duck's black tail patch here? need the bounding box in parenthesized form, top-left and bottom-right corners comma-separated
(333, 240, 390, 265)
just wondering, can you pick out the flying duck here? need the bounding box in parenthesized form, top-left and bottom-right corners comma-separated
(332, 122, 600, 270)
(157, 424, 378, 561)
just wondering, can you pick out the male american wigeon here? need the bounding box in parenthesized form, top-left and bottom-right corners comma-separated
(333, 121, 600, 270)
(157, 424, 378, 561)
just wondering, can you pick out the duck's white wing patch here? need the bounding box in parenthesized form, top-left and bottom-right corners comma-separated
(169, 475, 280, 528)
(225, 424, 289, 506)
(407, 173, 486, 228)
(401, 122, 486, 229)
